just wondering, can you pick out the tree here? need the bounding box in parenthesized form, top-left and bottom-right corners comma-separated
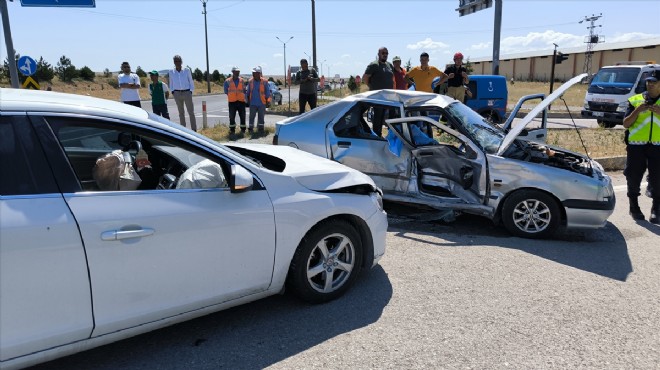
(3, 54, 20, 81)
(57, 55, 78, 82)
(135, 66, 147, 78)
(103, 68, 111, 77)
(35, 57, 55, 82)
(405, 58, 412, 72)
(78, 66, 95, 81)
(192, 68, 203, 82)
(211, 69, 221, 82)
(347, 75, 357, 92)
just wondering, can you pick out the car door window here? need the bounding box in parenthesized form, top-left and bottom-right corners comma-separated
(47, 117, 229, 192)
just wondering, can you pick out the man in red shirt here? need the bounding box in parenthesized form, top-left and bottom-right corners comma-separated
(392, 56, 407, 90)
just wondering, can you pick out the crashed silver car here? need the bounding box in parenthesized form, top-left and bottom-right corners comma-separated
(273, 74, 615, 239)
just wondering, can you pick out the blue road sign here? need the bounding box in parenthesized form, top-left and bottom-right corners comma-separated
(17, 56, 37, 77)
(20, 0, 95, 7)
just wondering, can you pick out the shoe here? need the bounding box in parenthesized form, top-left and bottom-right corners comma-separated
(629, 197, 645, 221)
(650, 201, 659, 224)
(229, 128, 235, 135)
(240, 128, 246, 133)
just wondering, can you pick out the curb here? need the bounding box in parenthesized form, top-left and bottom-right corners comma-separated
(594, 156, 626, 172)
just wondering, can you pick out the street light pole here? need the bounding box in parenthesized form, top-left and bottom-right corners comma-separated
(319, 59, 326, 76)
(201, 0, 211, 93)
(277, 36, 294, 112)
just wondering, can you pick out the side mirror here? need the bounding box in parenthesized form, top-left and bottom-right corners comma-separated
(229, 164, 254, 193)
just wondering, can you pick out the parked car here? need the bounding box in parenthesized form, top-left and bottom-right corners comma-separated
(0, 88, 386, 369)
(269, 81, 283, 105)
(273, 74, 615, 239)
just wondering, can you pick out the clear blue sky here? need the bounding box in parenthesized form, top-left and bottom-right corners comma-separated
(1, 0, 658, 78)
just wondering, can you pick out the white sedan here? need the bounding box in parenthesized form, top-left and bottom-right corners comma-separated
(0, 88, 387, 369)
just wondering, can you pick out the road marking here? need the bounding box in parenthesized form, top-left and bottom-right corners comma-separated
(613, 182, 647, 193)
(196, 114, 227, 118)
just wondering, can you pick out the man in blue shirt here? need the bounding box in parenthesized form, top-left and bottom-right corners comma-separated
(245, 66, 271, 134)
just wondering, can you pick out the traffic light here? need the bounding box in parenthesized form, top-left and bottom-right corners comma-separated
(555, 52, 569, 64)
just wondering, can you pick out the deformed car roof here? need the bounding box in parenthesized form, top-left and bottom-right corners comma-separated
(349, 89, 452, 108)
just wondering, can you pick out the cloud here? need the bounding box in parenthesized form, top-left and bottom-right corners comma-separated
(273, 53, 283, 58)
(341, 54, 351, 59)
(608, 32, 660, 43)
(471, 42, 490, 50)
(499, 30, 582, 54)
(406, 38, 449, 51)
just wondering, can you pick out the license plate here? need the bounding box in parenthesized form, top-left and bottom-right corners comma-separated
(593, 112, 604, 117)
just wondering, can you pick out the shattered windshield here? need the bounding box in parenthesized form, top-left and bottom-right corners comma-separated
(446, 102, 505, 154)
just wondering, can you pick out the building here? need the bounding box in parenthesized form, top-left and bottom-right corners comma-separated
(469, 37, 659, 82)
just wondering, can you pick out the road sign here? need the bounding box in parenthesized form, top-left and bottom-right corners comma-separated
(20, 0, 95, 7)
(456, 0, 492, 16)
(17, 56, 37, 76)
(22, 76, 40, 90)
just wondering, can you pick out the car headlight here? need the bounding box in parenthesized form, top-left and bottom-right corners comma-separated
(583, 101, 589, 110)
(371, 191, 384, 212)
(616, 101, 628, 113)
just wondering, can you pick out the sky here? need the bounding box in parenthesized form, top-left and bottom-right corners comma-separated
(1, 0, 658, 79)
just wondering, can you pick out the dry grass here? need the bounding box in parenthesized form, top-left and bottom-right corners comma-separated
(547, 128, 625, 158)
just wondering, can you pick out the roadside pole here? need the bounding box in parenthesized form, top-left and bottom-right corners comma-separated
(1, 0, 19, 88)
(202, 100, 208, 129)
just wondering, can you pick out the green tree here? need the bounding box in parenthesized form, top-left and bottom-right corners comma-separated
(35, 57, 55, 82)
(192, 68, 203, 82)
(405, 58, 412, 71)
(79, 66, 95, 81)
(347, 75, 357, 92)
(103, 68, 111, 77)
(135, 66, 147, 78)
(211, 69, 221, 82)
(57, 55, 78, 82)
(464, 58, 474, 74)
(3, 54, 20, 81)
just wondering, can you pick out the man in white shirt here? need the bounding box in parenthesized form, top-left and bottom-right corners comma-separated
(167, 55, 197, 131)
(118, 61, 141, 107)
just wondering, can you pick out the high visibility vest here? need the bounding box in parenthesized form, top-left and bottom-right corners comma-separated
(628, 94, 660, 145)
(226, 78, 246, 103)
(249, 78, 270, 105)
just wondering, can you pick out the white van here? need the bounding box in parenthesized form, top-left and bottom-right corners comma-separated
(581, 62, 659, 127)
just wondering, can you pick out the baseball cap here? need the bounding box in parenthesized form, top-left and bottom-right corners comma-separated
(645, 69, 660, 82)
(149, 70, 159, 76)
(393, 56, 402, 62)
(252, 66, 262, 73)
(231, 66, 240, 72)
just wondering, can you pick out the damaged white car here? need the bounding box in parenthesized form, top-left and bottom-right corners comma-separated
(273, 74, 615, 239)
(0, 88, 386, 369)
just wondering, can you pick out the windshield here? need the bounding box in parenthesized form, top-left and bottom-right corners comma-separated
(445, 102, 505, 154)
(588, 67, 640, 95)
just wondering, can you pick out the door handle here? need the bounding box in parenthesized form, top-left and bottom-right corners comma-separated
(535, 134, 545, 139)
(101, 227, 155, 241)
(338, 141, 351, 148)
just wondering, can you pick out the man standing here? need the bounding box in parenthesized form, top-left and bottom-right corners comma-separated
(294, 59, 319, 114)
(392, 56, 407, 90)
(118, 61, 141, 107)
(224, 66, 246, 134)
(167, 55, 197, 131)
(622, 69, 660, 223)
(363, 47, 394, 137)
(246, 66, 271, 134)
(406, 52, 447, 93)
(148, 70, 170, 119)
(444, 52, 470, 102)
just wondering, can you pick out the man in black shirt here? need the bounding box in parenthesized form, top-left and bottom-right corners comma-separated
(294, 59, 319, 114)
(444, 52, 470, 102)
(362, 47, 394, 136)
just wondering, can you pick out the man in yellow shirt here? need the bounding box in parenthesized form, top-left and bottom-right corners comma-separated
(406, 52, 447, 93)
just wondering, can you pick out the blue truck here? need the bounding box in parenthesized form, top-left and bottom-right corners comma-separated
(464, 75, 508, 124)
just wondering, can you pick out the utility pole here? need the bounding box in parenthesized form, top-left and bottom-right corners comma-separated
(201, 0, 211, 93)
(311, 0, 317, 72)
(550, 43, 558, 95)
(1, 0, 19, 88)
(277, 36, 293, 111)
(492, 0, 502, 75)
(580, 13, 603, 78)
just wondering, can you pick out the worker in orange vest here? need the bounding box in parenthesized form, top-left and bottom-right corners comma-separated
(246, 66, 271, 134)
(223, 66, 247, 134)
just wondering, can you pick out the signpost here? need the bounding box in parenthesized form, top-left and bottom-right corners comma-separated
(20, 0, 95, 7)
(17, 55, 37, 76)
(456, 0, 502, 75)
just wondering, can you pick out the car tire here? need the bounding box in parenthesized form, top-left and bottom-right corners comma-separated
(597, 120, 616, 128)
(287, 219, 363, 303)
(501, 190, 561, 239)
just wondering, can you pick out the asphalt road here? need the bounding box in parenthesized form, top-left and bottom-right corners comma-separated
(30, 171, 660, 370)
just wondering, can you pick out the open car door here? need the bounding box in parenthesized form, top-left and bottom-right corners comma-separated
(385, 115, 489, 209)
(501, 93, 548, 144)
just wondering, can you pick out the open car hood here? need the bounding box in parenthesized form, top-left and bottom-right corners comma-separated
(497, 73, 587, 156)
(226, 143, 377, 192)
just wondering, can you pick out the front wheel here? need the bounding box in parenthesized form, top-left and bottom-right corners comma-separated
(501, 190, 561, 239)
(287, 220, 363, 303)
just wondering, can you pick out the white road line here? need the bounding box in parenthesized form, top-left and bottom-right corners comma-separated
(613, 182, 647, 193)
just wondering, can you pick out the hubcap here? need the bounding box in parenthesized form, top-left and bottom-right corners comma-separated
(512, 199, 551, 234)
(306, 233, 355, 293)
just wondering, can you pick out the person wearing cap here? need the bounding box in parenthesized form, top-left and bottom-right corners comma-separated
(622, 69, 660, 223)
(294, 58, 319, 114)
(444, 52, 470, 102)
(392, 56, 407, 90)
(245, 66, 271, 133)
(167, 54, 197, 131)
(148, 70, 170, 119)
(118, 61, 141, 107)
(224, 66, 247, 134)
(405, 52, 447, 93)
